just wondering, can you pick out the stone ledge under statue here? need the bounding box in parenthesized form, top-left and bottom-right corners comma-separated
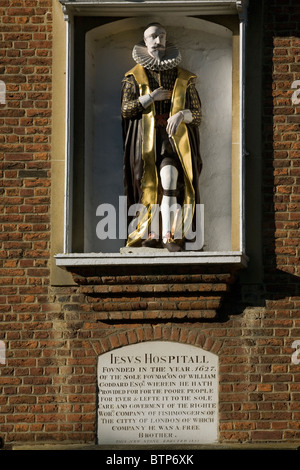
(54, 250, 248, 321)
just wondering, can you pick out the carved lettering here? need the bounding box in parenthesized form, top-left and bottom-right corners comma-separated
(97, 342, 218, 445)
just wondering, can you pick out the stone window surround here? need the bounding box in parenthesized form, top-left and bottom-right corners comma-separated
(51, 0, 249, 286)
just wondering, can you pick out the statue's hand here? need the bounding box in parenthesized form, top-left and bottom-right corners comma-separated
(166, 112, 184, 137)
(150, 87, 172, 102)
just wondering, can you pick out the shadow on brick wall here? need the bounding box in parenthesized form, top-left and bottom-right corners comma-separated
(221, 0, 300, 319)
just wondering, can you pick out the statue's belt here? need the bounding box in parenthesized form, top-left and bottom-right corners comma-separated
(154, 113, 169, 127)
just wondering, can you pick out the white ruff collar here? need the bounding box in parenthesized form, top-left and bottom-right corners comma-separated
(132, 42, 182, 71)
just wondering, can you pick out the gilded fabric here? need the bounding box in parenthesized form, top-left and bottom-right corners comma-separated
(122, 68, 201, 125)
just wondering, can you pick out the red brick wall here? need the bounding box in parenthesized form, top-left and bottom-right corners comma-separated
(257, 0, 300, 443)
(0, 0, 52, 444)
(0, 0, 299, 447)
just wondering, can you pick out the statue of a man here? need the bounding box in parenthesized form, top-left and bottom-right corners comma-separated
(121, 23, 202, 251)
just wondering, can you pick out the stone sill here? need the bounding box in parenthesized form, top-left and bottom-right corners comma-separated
(10, 442, 300, 451)
(55, 250, 248, 269)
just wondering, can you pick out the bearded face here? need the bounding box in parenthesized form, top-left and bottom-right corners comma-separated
(144, 24, 167, 62)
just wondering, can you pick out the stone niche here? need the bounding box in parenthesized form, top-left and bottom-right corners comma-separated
(53, 4, 248, 319)
(85, 16, 233, 254)
(97, 341, 218, 446)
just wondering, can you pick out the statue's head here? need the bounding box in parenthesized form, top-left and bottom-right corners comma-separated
(143, 23, 167, 61)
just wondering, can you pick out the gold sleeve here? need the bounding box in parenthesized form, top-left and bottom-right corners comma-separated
(121, 76, 144, 119)
(186, 78, 202, 126)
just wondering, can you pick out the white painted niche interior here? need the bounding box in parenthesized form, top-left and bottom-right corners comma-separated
(85, 16, 232, 253)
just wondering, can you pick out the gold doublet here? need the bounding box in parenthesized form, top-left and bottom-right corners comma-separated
(122, 64, 201, 247)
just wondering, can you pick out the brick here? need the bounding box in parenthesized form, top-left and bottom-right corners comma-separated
(251, 431, 282, 441)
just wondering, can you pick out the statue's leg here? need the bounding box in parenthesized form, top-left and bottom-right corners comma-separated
(160, 164, 178, 243)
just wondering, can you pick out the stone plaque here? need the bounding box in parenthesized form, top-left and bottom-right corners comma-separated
(97, 341, 218, 445)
